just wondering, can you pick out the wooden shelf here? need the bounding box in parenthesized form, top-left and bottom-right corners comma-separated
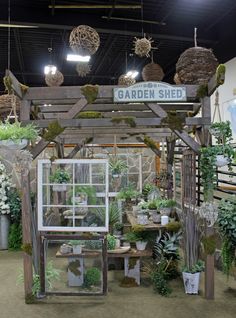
(126, 211, 166, 231)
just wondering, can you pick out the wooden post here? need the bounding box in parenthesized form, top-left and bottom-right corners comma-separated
(21, 170, 33, 303)
(166, 138, 176, 199)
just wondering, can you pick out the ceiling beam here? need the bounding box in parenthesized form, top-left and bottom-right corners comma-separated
(13, 29, 26, 84)
(48, 5, 142, 9)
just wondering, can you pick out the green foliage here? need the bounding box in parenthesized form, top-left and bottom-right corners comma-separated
(154, 232, 181, 261)
(156, 199, 176, 208)
(8, 188, 21, 223)
(81, 84, 99, 104)
(148, 200, 158, 210)
(91, 201, 121, 231)
(50, 168, 70, 184)
(150, 269, 172, 296)
(117, 183, 140, 201)
(77, 111, 102, 119)
(42, 120, 64, 141)
(109, 157, 128, 176)
(8, 223, 22, 250)
(142, 183, 157, 200)
(221, 239, 235, 277)
(21, 243, 32, 255)
(114, 222, 124, 231)
(69, 240, 83, 246)
(0, 121, 38, 142)
(84, 267, 101, 288)
(124, 224, 154, 242)
(196, 84, 208, 98)
(209, 121, 232, 145)
(165, 221, 181, 233)
(143, 136, 158, 150)
(83, 240, 102, 250)
(107, 234, 116, 250)
(182, 260, 204, 274)
(111, 116, 136, 127)
(216, 64, 226, 85)
(202, 235, 217, 255)
(161, 111, 185, 131)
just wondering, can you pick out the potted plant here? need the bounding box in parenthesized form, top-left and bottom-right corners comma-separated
(137, 200, 149, 225)
(157, 199, 176, 216)
(50, 168, 70, 191)
(148, 200, 161, 223)
(182, 260, 204, 294)
(117, 183, 140, 210)
(217, 199, 236, 277)
(69, 240, 83, 254)
(113, 222, 124, 236)
(124, 225, 152, 251)
(109, 157, 127, 178)
(0, 121, 38, 149)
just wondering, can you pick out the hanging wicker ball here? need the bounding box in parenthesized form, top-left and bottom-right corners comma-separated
(76, 62, 91, 77)
(0, 94, 20, 116)
(174, 73, 181, 84)
(69, 25, 100, 56)
(142, 62, 164, 81)
(176, 46, 218, 85)
(45, 70, 64, 87)
(134, 36, 153, 57)
(118, 75, 136, 86)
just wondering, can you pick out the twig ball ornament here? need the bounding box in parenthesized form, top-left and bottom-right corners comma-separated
(45, 70, 64, 87)
(174, 73, 181, 84)
(176, 46, 218, 84)
(142, 62, 164, 81)
(69, 25, 100, 56)
(134, 36, 153, 57)
(118, 75, 136, 86)
(76, 62, 91, 77)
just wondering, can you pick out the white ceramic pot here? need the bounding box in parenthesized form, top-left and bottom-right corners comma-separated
(136, 241, 147, 251)
(215, 155, 229, 167)
(72, 245, 82, 254)
(52, 184, 67, 192)
(151, 211, 161, 223)
(0, 214, 10, 250)
(160, 207, 171, 216)
(0, 139, 28, 150)
(161, 215, 169, 226)
(182, 272, 200, 294)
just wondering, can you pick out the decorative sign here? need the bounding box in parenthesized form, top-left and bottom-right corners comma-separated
(113, 81, 187, 103)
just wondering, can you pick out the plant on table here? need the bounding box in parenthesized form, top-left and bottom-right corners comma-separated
(117, 183, 140, 209)
(124, 224, 154, 250)
(156, 199, 176, 209)
(217, 199, 236, 277)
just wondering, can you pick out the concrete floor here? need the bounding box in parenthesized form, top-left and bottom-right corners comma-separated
(0, 251, 236, 318)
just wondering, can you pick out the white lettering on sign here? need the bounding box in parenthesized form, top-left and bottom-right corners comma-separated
(113, 82, 187, 103)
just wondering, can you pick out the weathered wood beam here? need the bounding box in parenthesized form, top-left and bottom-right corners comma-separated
(20, 100, 31, 121)
(185, 117, 211, 125)
(136, 136, 161, 157)
(43, 111, 156, 119)
(62, 127, 171, 135)
(30, 139, 50, 160)
(66, 143, 84, 158)
(5, 69, 23, 98)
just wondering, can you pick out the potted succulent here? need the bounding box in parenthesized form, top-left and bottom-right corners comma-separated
(69, 240, 83, 254)
(50, 168, 70, 191)
(157, 199, 176, 216)
(124, 225, 152, 251)
(109, 157, 127, 178)
(117, 183, 140, 210)
(148, 200, 161, 223)
(182, 260, 204, 294)
(0, 121, 38, 149)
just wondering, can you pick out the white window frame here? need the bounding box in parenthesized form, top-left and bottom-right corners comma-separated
(37, 159, 109, 232)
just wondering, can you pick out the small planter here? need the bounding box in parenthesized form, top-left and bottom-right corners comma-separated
(52, 184, 67, 192)
(160, 207, 171, 216)
(0, 139, 28, 150)
(151, 210, 161, 223)
(137, 212, 149, 225)
(215, 155, 229, 167)
(72, 245, 82, 254)
(136, 241, 147, 251)
(161, 215, 169, 226)
(182, 272, 200, 294)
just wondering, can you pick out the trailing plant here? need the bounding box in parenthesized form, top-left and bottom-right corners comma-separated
(49, 168, 70, 184)
(209, 121, 232, 144)
(42, 120, 64, 141)
(0, 162, 11, 215)
(0, 121, 38, 142)
(111, 116, 136, 128)
(84, 267, 101, 288)
(8, 188, 21, 223)
(109, 157, 128, 176)
(77, 111, 102, 119)
(81, 84, 99, 104)
(8, 223, 22, 250)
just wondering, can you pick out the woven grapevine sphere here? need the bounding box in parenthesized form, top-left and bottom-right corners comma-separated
(176, 46, 218, 85)
(69, 25, 100, 56)
(174, 73, 181, 84)
(142, 62, 164, 81)
(118, 75, 136, 86)
(45, 70, 64, 87)
(76, 62, 91, 77)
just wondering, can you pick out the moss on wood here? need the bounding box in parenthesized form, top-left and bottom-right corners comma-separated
(202, 235, 216, 255)
(216, 64, 226, 85)
(77, 111, 102, 119)
(120, 276, 138, 287)
(81, 84, 99, 104)
(25, 293, 35, 304)
(42, 120, 65, 141)
(196, 84, 208, 99)
(68, 260, 81, 276)
(143, 135, 158, 150)
(161, 111, 184, 131)
(111, 116, 136, 127)
(165, 221, 181, 233)
(21, 243, 32, 255)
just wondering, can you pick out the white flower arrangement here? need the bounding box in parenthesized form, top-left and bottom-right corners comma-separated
(0, 162, 11, 214)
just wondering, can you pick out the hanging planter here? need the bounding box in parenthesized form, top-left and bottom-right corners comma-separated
(50, 168, 71, 192)
(69, 25, 100, 55)
(182, 272, 200, 294)
(76, 62, 91, 77)
(52, 184, 67, 192)
(118, 74, 136, 86)
(176, 28, 218, 85)
(45, 70, 64, 87)
(198, 202, 218, 227)
(215, 155, 229, 167)
(133, 36, 153, 57)
(0, 138, 28, 150)
(142, 62, 164, 81)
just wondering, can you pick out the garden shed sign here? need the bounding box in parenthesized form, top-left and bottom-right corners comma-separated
(113, 82, 187, 103)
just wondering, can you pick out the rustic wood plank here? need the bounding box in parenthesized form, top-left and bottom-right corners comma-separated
(174, 130, 200, 153)
(42, 111, 156, 119)
(5, 69, 23, 98)
(62, 98, 88, 119)
(20, 100, 31, 121)
(185, 117, 211, 125)
(146, 103, 168, 117)
(126, 211, 165, 231)
(21, 171, 33, 302)
(66, 144, 84, 158)
(30, 139, 50, 160)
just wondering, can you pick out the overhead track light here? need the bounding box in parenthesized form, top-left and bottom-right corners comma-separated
(66, 54, 91, 62)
